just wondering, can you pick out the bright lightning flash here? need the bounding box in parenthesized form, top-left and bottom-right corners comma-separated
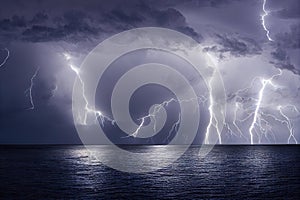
(226, 69, 299, 144)
(64, 52, 211, 142)
(126, 96, 207, 139)
(248, 70, 282, 144)
(63, 53, 114, 126)
(261, 0, 273, 41)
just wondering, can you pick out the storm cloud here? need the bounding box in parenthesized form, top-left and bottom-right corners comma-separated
(0, 0, 299, 144)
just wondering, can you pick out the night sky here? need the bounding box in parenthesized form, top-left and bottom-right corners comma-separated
(0, 0, 299, 144)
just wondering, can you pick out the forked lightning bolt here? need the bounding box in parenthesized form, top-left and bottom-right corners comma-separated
(261, 0, 273, 41)
(0, 48, 9, 68)
(126, 96, 207, 139)
(226, 69, 299, 144)
(278, 105, 299, 144)
(65, 52, 211, 142)
(204, 71, 223, 144)
(63, 53, 115, 126)
(25, 67, 40, 110)
(125, 98, 176, 138)
(248, 70, 282, 144)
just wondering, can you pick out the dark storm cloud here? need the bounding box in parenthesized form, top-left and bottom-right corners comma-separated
(270, 50, 299, 75)
(273, 8, 300, 19)
(0, 1, 202, 44)
(270, 24, 300, 74)
(274, 24, 300, 49)
(203, 34, 262, 58)
(1, 0, 299, 144)
(272, 0, 300, 19)
(30, 12, 49, 24)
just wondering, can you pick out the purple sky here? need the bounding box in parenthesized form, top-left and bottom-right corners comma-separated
(0, 0, 299, 144)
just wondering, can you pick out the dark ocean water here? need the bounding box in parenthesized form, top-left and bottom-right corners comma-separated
(0, 145, 299, 199)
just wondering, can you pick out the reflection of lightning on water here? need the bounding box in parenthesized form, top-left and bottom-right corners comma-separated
(25, 67, 40, 110)
(0, 48, 10, 68)
(261, 0, 273, 41)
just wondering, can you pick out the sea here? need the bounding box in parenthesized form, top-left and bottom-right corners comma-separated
(0, 145, 299, 199)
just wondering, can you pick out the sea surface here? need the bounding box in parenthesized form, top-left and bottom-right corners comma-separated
(0, 145, 299, 199)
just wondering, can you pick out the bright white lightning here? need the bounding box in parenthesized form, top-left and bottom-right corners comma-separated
(226, 69, 299, 144)
(63, 53, 114, 126)
(261, 0, 273, 41)
(0, 48, 9, 68)
(202, 53, 224, 144)
(64, 52, 209, 142)
(25, 67, 40, 110)
(248, 70, 282, 144)
(204, 72, 223, 144)
(126, 95, 207, 139)
(278, 105, 298, 144)
(224, 102, 247, 140)
(125, 98, 177, 138)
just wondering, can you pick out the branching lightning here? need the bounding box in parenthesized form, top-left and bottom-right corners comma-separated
(278, 105, 299, 144)
(64, 52, 211, 143)
(261, 0, 273, 41)
(0, 48, 10, 68)
(63, 53, 115, 126)
(248, 70, 282, 144)
(125, 95, 207, 139)
(225, 69, 299, 144)
(25, 67, 40, 110)
(204, 71, 223, 144)
(65, 49, 299, 144)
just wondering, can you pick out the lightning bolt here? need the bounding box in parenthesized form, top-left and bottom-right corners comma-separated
(248, 70, 282, 144)
(65, 52, 210, 143)
(25, 67, 40, 110)
(223, 102, 247, 140)
(126, 95, 207, 140)
(204, 71, 223, 144)
(165, 113, 181, 143)
(125, 98, 177, 138)
(261, 0, 273, 41)
(0, 48, 9, 68)
(225, 69, 299, 144)
(278, 105, 299, 144)
(63, 53, 115, 126)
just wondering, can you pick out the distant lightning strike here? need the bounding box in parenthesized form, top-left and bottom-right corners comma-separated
(227, 69, 299, 144)
(166, 113, 181, 143)
(204, 71, 223, 144)
(126, 96, 207, 139)
(248, 70, 282, 144)
(0, 48, 10, 68)
(278, 105, 299, 144)
(65, 52, 210, 142)
(126, 98, 177, 138)
(25, 67, 40, 110)
(224, 102, 247, 140)
(261, 0, 273, 41)
(63, 53, 114, 126)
